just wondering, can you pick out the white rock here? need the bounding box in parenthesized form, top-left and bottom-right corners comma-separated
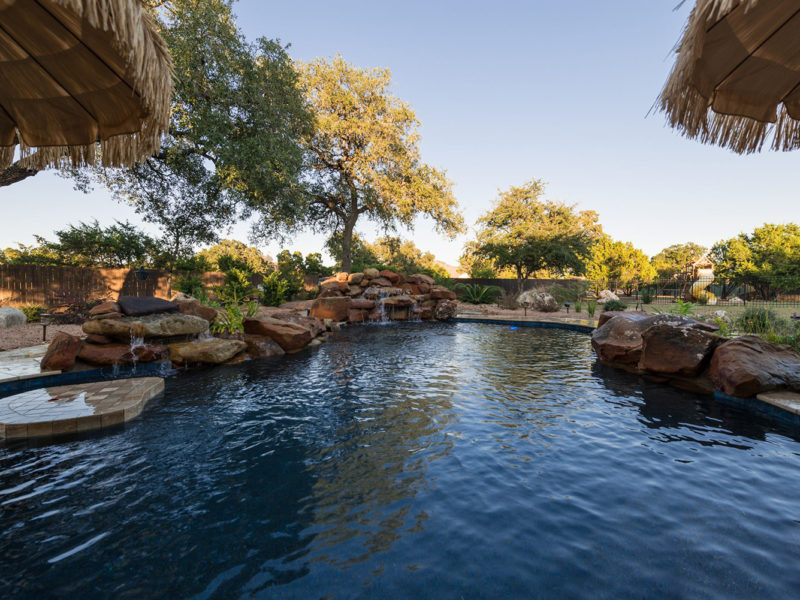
(0, 307, 26, 328)
(517, 290, 559, 312)
(597, 290, 619, 304)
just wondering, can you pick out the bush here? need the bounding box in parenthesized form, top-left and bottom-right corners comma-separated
(641, 291, 653, 304)
(19, 304, 46, 323)
(174, 273, 206, 299)
(737, 308, 785, 335)
(574, 300, 582, 313)
(260, 271, 293, 307)
(587, 300, 597, 317)
(214, 268, 257, 305)
(210, 302, 258, 336)
(603, 300, 628, 312)
(455, 283, 501, 304)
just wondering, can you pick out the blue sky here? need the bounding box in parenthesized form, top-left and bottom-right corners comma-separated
(2, 1, 797, 266)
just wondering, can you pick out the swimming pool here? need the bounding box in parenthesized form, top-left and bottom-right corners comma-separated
(2, 322, 799, 598)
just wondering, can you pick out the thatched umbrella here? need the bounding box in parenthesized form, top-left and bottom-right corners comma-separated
(658, 0, 800, 153)
(0, 0, 172, 182)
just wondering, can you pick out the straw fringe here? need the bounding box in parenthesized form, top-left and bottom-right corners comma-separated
(0, 0, 172, 170)
(655, 0, 797, 154)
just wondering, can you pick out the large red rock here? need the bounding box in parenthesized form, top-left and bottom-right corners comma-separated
(243, 318, 312, 352)
(363, 268, 380, 279)
(598, 310, 648, 327)
(362, 286, 405, 299)
(88, 301, 120, 317)
(85, 334, 114, 345)
(430, 285, 456, 300)
(309, 297, 351, 322)
(348, 273, 364, 284)
(407, 273, 435, 286)
(348, 309, 367, 323)
(40, 332, 83, 371)
(244, 334, 286, 359)
(168, 338, 247, 364)
(433, 300, 457, 320)
(381, 296, 415, 308)
(320, 278, 348, 293)
(271, 311, 325, 338)
(591, 313, 717, 367)
(175, 298, 218, 323)
(710, 336, 800, 397)
(638, 324, 721, 377)
(78, 342, 167, 366)
(350, 298, 375, 310)
(379, 270, 401, 284)
(371, 277, 394, 287)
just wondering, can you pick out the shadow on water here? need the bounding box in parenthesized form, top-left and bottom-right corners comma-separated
(592, 361, 800, 445)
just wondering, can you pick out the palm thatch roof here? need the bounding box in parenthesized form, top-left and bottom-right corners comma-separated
(657, 0, 800, 153)
(0, 0, 172, 170)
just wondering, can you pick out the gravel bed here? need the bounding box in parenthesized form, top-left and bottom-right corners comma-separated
(0, 324, 85, 351)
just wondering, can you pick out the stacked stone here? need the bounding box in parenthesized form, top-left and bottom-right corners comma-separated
(311, 269, 457, 323)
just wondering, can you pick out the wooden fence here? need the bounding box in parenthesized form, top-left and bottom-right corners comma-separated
(0, 265, 322, 308)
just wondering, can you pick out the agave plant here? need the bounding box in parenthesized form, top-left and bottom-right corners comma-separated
(455, 283, 502, 304)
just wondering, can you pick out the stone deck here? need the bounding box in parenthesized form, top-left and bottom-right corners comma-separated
(0, 377, 164, 439)
(0, 345, 59, 384)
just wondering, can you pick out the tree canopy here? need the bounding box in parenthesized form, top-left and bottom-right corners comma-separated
(325, 234, 448, 276)
(650, 242, 708, 280)
(584, 236, 655, 291)
(253, 55, 465, 272)
(465, 179, 598, 291)
(0, 221, 162, 268)
(69, 0, 312, 264)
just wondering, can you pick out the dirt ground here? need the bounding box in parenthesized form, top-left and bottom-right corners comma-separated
(0, 324, 85, 351)
(455, 301, 597, 322)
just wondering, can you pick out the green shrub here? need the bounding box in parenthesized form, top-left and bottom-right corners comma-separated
(574, 300, 582, 313)
(455, 283, 501, 304)
(210, 302, 258, 336)
(549, 281, 591, 304)
(214, 268, 257, 305)
(19, 304, 46, 323)
(587, 300, 597, 317)
(603, 300, 628, 312)
(669, 300, 695, 316)
(641, 291, 653, 304)
(174, 273, 206, 299)
(737, 308, 785, 335)
(260, 271, 293, 307)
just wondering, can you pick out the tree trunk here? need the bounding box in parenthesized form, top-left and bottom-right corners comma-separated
(0, 162, 39, 187)
(340, 216, 358, 273)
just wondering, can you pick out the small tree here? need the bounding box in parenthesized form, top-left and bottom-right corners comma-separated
(585, 236, 655, 294)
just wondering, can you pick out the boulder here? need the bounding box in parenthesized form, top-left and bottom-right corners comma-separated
(363, 268, 380, 279)
(638, 324, 722, 377)
(362, 286, 405, 299)
(710, 336, 800, 397)
(223, 352, 250, 366)
(381, 296, 415, 308)
(347, 285, 362, 296)
(597, 290, 619, 304)
(408, 273, 435, 285)
(78, 342, 168, 366)
(349, 309, 367, 323)
(517, 290, 558, 312)
(379, 270, 401, 284)
(85, 334, 114, 345)
(0, 307, 26, 328)
(88, 301, 120, 316)
(598, 310, 648, 328)
(270, 311, 326, 338)
(169, 338, 247, 364)
(174, 298, 218, 323)
(309, 297, 351, 322)
(117, 296, 178, 316)
(371, 277, 394, 287)
(82, 313, 209, 340)
(320, 278, 341, 292)
(335, 272, 349, 282)
(347, 272, 364, 284)
(592, 313, 719, 367)
(88, 311, 124, 321)
(350, 298, 376, 310)
(434, 300, 457, 320)
(430, 285, 457, 300)
(359, 278, 370, 288)
(244, 334, 286, 359)
(40, 332, 82, 371)
(417, 283, 431, 294)
(243, 318, 313, 352)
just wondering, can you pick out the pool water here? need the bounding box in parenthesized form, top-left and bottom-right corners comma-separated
(2, 322, 799, 598)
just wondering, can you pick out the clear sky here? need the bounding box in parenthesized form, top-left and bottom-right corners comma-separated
(1, 1, 797, 266)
